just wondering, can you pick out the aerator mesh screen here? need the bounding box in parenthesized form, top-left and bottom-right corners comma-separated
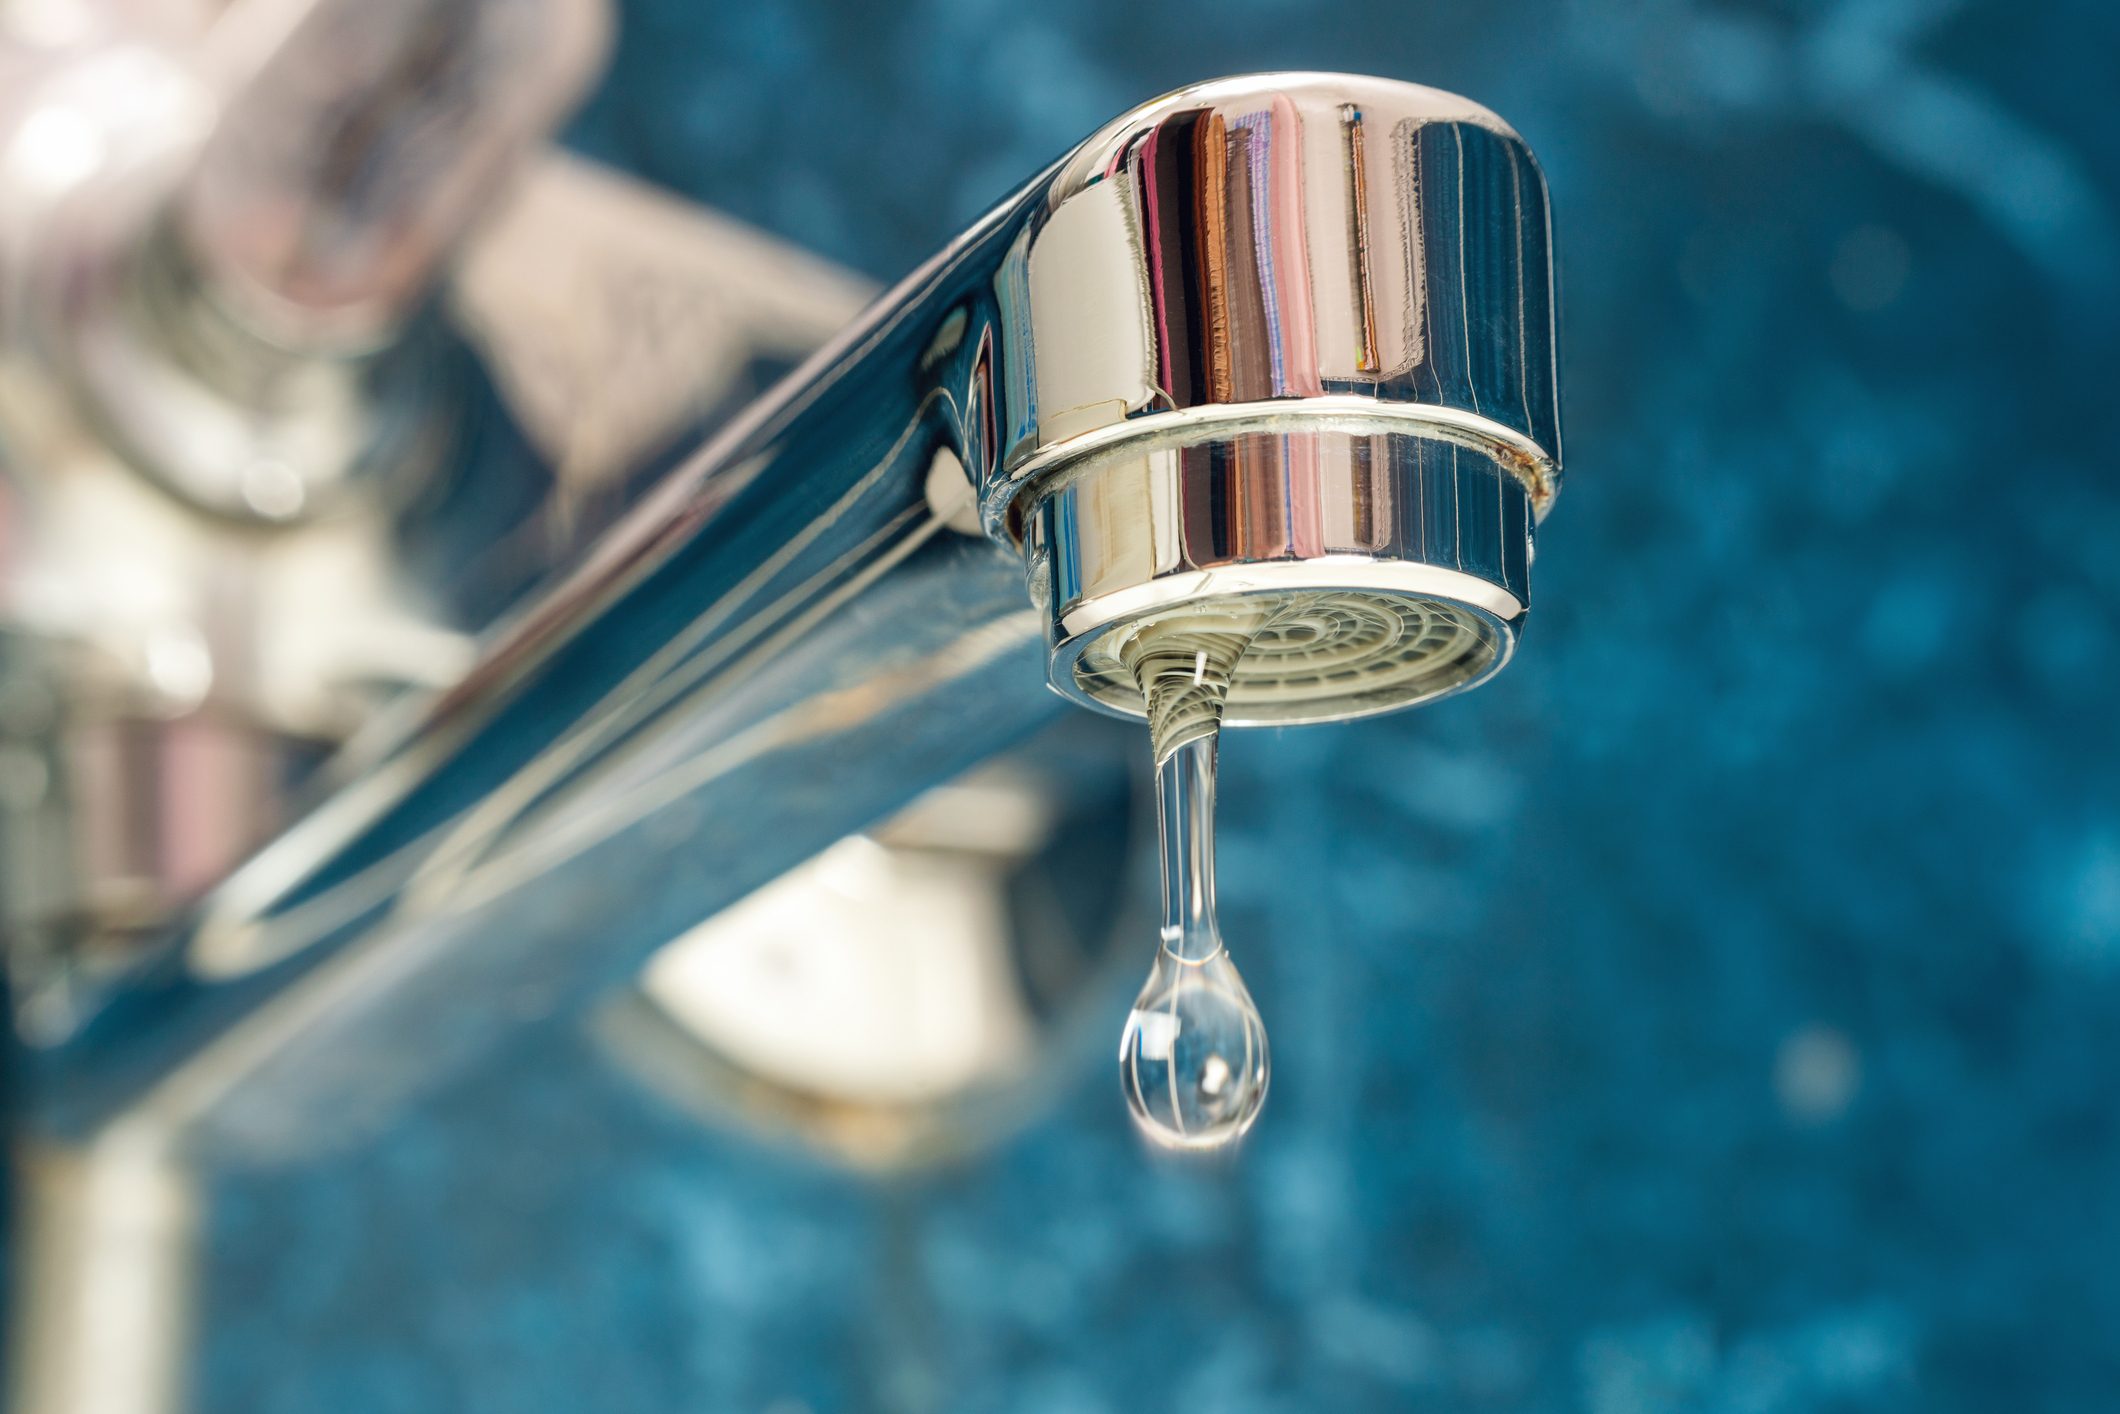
(1072, 589, 1503, 727)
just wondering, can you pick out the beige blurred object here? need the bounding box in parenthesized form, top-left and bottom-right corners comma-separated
(7, 1138, 197, 1414)
(597, 759, 1119, 1173)
(0, 0, 613, 532)
(641, 834, 1038, 1110)
(454, 151, 877, 497)
(177, 0, 614, 353)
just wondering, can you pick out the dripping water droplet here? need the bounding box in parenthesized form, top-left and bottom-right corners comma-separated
(1113, 600, 1298, 1152)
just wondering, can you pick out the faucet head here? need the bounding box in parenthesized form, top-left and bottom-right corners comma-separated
(982, 74, 1560, 727)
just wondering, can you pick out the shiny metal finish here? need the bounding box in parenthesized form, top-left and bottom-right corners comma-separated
(0, 629, 308, 1039)
(1026, 426, 1528, 722)
(0, 4, 607, 1035)
(982, 74, 1559, 521)
(28, 74, 1560, 1160)
(57, 226, 468, 524)
(980, 73, 1560, 722)
(0, 0, 607, 526)
(178, 0, 611, 354)
(3, 139, 872, 1414)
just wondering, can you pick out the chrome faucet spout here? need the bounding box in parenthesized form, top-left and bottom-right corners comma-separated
(34, 72, 1561, 1159)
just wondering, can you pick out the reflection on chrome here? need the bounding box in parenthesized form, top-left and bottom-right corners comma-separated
(5, 66, 1561, 1414)
(22, 69, 1558, 1192)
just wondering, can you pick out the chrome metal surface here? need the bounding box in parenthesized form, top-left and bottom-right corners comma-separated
(26, 74, 1560, 1161)
(1028, 429, 1526, 722)
(176, 0, 610, 355)
(978, 74, 1559, 526)
(0, 628, 313, 1046)
(57, 222, 469, 525)
(9, 71, 1562, 1414)
(0, 3, 608, 1028)
(981, 73, 1559, 722)
(4, 138, 872, 1414)
(0, 0, 607, 526)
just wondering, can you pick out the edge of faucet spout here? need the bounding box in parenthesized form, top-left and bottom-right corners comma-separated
(960, 70, 1561, 728)
(1048, 72, 1530, 200)
(972, 69, 1562, 545)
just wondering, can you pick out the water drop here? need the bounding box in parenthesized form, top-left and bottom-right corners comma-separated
(1113, 601, 1288, 1151)
(1118, 905, 1269, 1150)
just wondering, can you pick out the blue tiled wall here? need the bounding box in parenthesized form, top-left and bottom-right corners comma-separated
(203, 2, 2120, 1410)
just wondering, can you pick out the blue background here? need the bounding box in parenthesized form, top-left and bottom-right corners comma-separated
(204, 1, 2120, 1410)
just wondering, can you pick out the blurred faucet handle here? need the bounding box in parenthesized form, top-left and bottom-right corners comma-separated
(180, 0, 613, 355)
(0, 0, 611, 527)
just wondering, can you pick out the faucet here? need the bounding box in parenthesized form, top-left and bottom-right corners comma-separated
(6, 64, 1558, 1410)
(25, 68, 1558, 1144)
